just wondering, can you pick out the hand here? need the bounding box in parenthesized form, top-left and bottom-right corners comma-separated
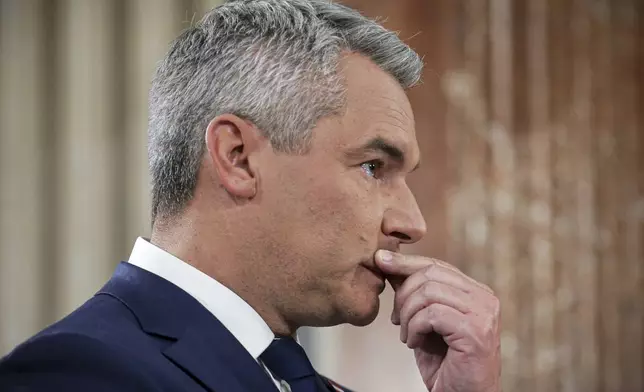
(375, 250, 501, 392)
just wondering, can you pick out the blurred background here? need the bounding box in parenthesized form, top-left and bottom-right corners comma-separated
(0, 0, 642, 391)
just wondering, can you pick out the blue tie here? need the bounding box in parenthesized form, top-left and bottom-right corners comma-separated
(260, 337, 320, 392)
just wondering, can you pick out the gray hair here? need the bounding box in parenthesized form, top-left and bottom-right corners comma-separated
(148, 0, 423, 223)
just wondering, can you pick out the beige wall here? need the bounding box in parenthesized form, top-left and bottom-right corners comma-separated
(0, 0, 221, 351)
(337, 1, 644, 391)
(1, 1, 643, 392)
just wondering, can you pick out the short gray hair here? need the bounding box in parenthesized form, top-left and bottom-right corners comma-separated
(148, 0, 423, 223)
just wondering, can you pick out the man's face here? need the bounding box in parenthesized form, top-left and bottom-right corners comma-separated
(255, 54, 426, 327)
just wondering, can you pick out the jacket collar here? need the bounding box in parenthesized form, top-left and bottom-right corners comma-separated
(98, 262, 278, 392)
(127, 237, 275, 359)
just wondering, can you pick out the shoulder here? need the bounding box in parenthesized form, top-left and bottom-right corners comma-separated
(46, 292, 142, 336)
(0, 332, 161, 392)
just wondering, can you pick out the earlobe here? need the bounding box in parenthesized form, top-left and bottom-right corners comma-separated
(204, 115, 259, 199)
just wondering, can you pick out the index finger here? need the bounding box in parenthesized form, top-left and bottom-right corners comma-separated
(375, 250, 460, 276)
(375, 250, 494, 294)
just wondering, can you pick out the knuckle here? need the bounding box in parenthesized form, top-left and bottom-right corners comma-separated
(424, 303, 442, 322)
(462, 311, 500, 354)
(464, 320, 495, 355)
(405, 311, 421, 333)
(489, 295, 501, 319)
(422, 262, 438, 278)
(459, 324, 483, 354)
(478, 312, 499, 344)
(399, 298, 414, 319)
(410, 304, 434, 326)
(422, 281, 436, 297)
(483, 314, 498, 335)
(421, 282, 443, 304)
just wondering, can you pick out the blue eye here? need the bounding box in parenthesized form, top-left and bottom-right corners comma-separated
(360, 160, 384, 179)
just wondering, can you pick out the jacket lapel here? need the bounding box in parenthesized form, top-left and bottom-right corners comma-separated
(162, 323, 278, 392)
(98, 262, 278, 392)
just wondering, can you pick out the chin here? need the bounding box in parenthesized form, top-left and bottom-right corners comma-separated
(344, 294, 381, 326)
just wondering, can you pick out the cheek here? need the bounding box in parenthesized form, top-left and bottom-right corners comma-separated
(308, 178, 374, 230)
(272, 163, 383, 257)
(304, 179, 383, 263)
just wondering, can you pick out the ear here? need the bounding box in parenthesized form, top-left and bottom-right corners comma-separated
(204, 114, 263, 199)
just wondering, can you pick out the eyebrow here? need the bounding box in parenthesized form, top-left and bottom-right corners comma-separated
(346, 136, 421, 172)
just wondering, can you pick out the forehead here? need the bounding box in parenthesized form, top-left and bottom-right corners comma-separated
(327, 54, 418, 154)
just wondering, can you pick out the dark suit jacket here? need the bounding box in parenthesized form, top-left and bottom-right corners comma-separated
(0, 262, 354, 392)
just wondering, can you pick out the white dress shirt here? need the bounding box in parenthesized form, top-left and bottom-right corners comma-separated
(127, 237, 288, 391)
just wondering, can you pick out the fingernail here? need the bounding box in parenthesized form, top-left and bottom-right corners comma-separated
(378, 250, 393, 263)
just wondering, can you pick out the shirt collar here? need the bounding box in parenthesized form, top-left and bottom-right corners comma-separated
(127, 237, 275, 359)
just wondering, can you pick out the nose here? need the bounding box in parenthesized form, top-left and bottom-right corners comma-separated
(382, 187, 427, 245)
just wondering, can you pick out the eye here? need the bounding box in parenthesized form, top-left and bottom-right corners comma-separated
(360, 160, 384, 179)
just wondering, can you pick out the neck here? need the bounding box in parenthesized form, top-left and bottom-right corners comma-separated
(150, 213, 297, 336)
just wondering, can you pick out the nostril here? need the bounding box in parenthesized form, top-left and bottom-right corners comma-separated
(392, 231, 412, 242)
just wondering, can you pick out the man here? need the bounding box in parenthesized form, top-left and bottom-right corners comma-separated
(0, 0, 500, 391)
